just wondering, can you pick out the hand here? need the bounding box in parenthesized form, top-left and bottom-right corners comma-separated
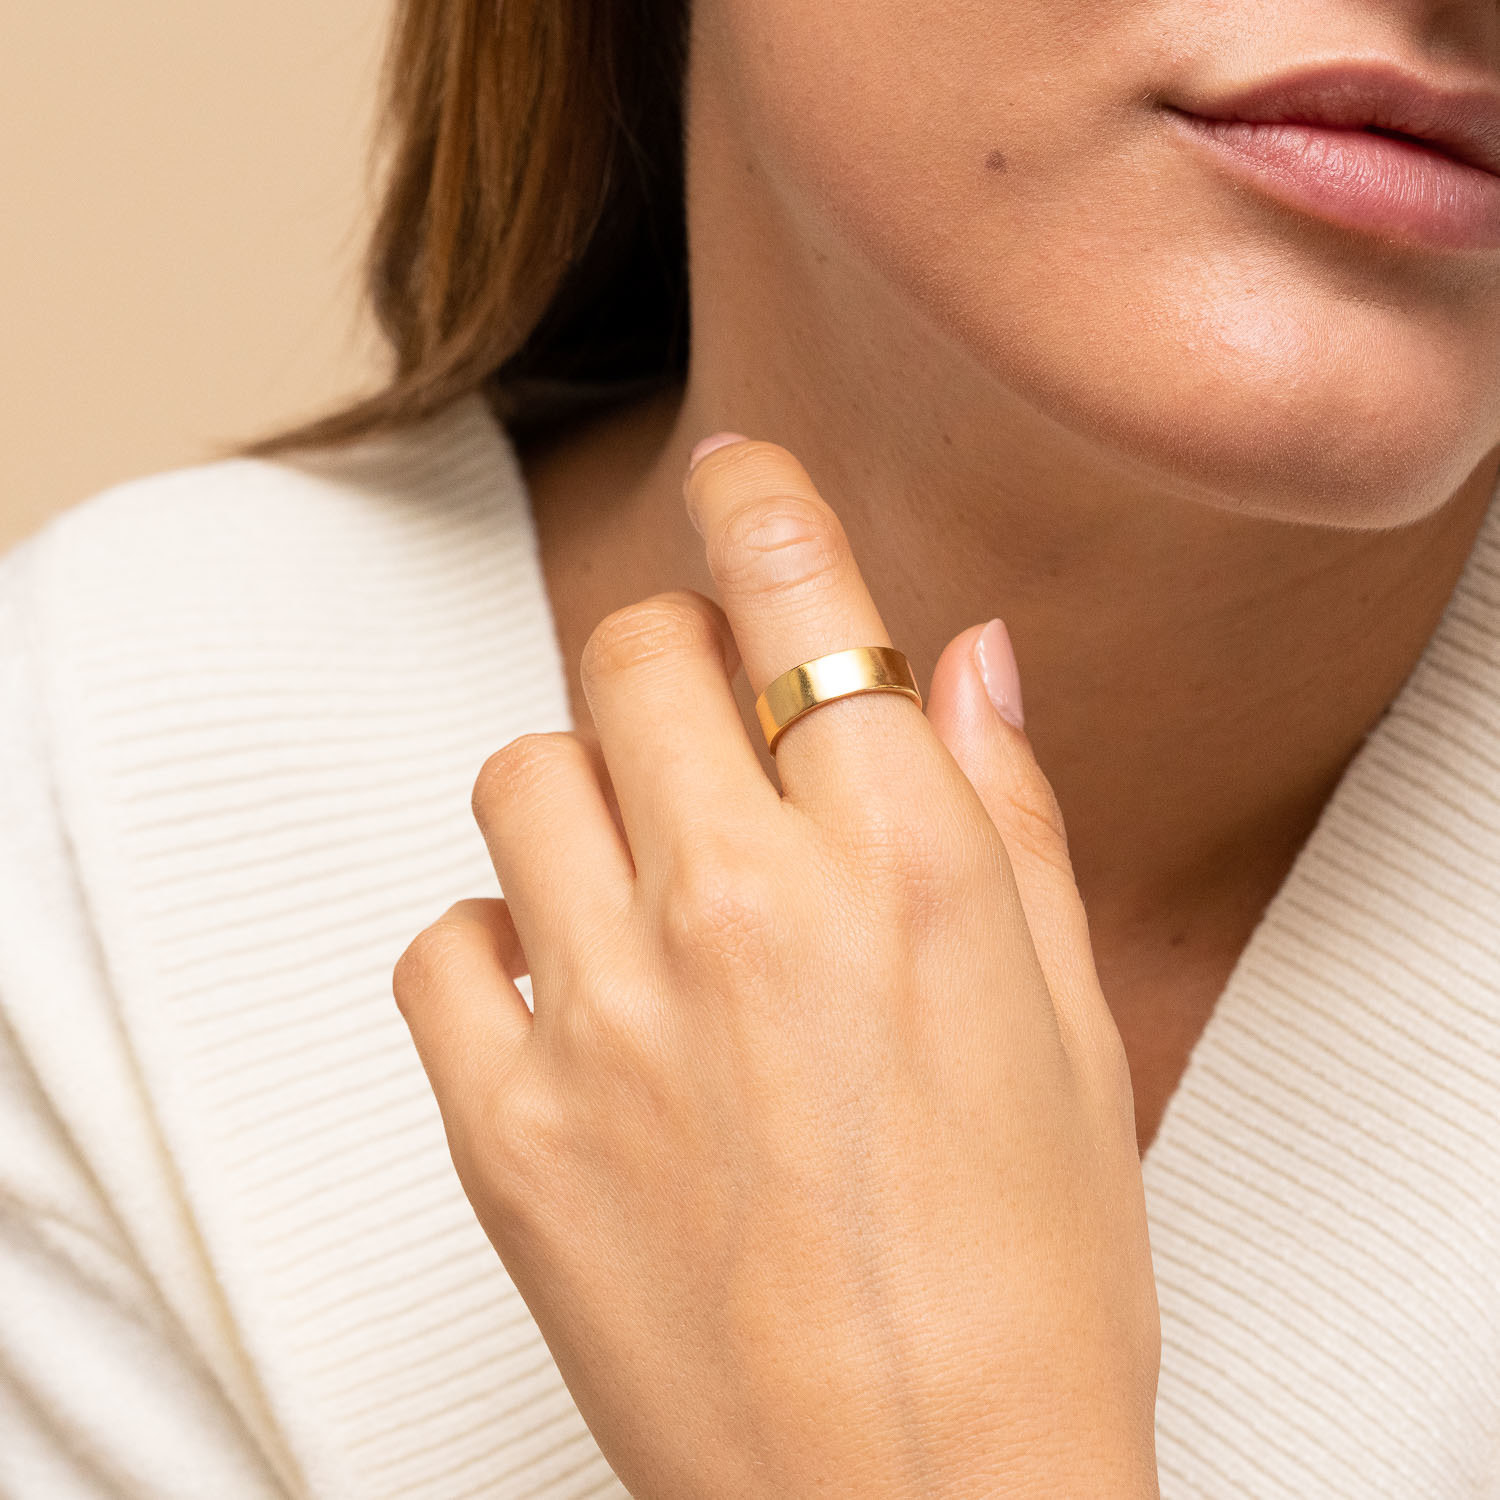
(393, 439, 1161, 1500)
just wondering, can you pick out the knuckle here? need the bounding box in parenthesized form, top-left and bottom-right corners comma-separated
(852, 816, 967, 921)
(1079, 1024, 1140, 1149)
(845, 796, 958, 881)
(556, 982, 674, 1089)
(657, 839, 785, 970)
(708, 492, 851, 600)
(853, 805, 944, 875)
(1068, 992, 1137, 1109)
(391, 917, 470, 1017)
(472, 732, 577, 815)
(545, 974, 618, 1056)
(490, 1070, 561, 1160)
(836, 796, 1006, 929)
(463, 1071, 563, 1216)
(581, 594, 718, 682)
(1102, 1039, 1138, 1128)
(996, 772, 1075, 877)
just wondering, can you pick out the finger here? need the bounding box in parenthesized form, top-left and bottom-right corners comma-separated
(393, 897, 532, 1112)
(684, 439, 937, 811)
(470, 730, 634, 997)
(925, 621, 1117, 1059)
(579, 588, 778, 887)
(462, 894, 530, 981)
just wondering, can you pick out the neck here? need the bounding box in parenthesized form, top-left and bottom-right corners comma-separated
(521, 130, 1499, 976)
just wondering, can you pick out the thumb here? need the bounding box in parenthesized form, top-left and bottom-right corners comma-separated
(925, 620, 1105, 1038)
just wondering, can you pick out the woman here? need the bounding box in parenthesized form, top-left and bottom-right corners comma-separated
(3, 0, 1499, 1494)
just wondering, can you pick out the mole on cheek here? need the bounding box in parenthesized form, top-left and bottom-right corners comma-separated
(984, 149, 1008, 174)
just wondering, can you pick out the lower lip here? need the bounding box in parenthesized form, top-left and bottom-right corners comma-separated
(1169, 112, 1500, 251)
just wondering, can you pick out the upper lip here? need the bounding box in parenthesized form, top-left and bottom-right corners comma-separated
(1169, 61, 1500, 178)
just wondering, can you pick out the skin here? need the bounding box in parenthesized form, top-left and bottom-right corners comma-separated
(524, 0, 1500, 1153)
(397, 0, 1500, 1492)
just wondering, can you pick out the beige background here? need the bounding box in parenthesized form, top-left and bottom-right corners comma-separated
(1, 3, 392, 552)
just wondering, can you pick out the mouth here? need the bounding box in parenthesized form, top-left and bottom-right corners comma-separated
(1164, 61, 1500, 251)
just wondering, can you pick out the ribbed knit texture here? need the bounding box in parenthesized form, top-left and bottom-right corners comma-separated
(0, 393, 1496, 1498)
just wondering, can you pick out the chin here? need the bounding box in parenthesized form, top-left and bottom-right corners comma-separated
(1067, 346, 1497, 532)
(1157, 409, 1492, 533)
(930, 239, 1500, 533)
(1108, 333, 1496, 532)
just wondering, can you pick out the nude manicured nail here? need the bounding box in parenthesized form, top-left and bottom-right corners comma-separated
(974, 618, 1025, 731)
(688, 432, 748, 471)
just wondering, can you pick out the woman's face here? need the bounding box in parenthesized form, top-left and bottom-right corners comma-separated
(695, 1, 1500, 527)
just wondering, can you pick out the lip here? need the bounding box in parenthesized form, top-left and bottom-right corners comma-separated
(1165, 61, 1500, 250)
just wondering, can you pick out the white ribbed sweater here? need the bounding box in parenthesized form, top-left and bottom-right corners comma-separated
(1, 395, 1498, 1499)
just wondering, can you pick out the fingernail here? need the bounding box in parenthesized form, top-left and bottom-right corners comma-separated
(974, 618, 1025, 730)
(688, 431, 748, 472)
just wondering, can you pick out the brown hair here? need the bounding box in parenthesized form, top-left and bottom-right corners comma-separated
(246, 0, 689, 457)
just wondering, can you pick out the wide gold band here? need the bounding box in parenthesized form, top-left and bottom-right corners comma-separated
(754, 645, 922, 754)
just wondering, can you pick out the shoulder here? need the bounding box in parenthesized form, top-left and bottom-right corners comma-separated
(0, 392, 570, 965)
(0, 402, 579, 1495)
(0, 388, 529, 1063)
(5, 394, 528, 644)
(0, 387, 568, 1032)
(0, 391, 563, 826)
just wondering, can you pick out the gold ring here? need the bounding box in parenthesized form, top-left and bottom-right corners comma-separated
(755, 645, 922, 754)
